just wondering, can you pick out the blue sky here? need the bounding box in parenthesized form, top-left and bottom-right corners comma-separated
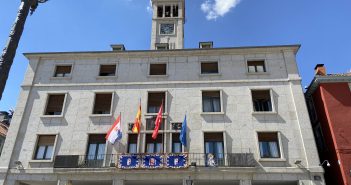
(0, 0, 350, 111)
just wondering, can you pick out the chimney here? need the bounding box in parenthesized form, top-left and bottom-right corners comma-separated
(314, 64, 326, 76)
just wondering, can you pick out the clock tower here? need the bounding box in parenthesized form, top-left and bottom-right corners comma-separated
(150, 0, 185, 50)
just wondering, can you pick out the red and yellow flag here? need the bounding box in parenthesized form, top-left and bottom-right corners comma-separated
(132, 103, 141, 134)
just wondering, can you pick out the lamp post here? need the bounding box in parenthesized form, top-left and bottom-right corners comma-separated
(0, 0, 48, 100)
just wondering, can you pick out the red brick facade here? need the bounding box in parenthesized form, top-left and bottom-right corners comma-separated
(308, 82, 351, 185)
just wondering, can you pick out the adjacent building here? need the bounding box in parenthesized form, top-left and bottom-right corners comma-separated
(0, 111, 11, 157)
(0, 0, 325, 185)
(305, 64, 351, 185)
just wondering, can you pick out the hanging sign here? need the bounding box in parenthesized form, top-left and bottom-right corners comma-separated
(166, 153, 188, 168)
(118, 154, 140, 169)
(141, 154, 164, 169)
(117, 153, 188, 169)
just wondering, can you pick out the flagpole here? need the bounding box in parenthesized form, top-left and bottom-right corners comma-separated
(162, 99, 165, 154)
(138, 98, 141, 154)
(119, 112, 122, 154)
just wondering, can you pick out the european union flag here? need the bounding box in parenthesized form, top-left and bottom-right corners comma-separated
(179, 115, 187, 147)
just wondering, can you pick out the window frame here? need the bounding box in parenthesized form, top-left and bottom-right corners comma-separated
(52, 64, 73, 79)
(155, 43, 169, 50)
(97, 63, 118, 78)
(42, 93, 68, 118)
(171, 132, 184, 153)
(91, 92, 115, 117)
(144, 133, 164, 153)
(250, 88, 276, 114)
(127, 134, 139, 154)
(84, 133, 108, 166)
(201, 90, 224, 115)
(31, 134, 58, 162)
(245, 59, 269, 75)
(256, 131, 285, 161)
(146, 91, 168, 116)
(202, 131, 228, 166)
(200, 61, 220, 75)
(148, 63, 168, 76)
(199, 42, 213, 49)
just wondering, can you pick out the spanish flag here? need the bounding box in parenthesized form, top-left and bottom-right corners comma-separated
(132, 102, 141, 134)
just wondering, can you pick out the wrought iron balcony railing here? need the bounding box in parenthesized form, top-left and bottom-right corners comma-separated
(53, 153, 257, 169)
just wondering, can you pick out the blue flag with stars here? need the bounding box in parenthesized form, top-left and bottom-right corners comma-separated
(179, 115, 187, 147)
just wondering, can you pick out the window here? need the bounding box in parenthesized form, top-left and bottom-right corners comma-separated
(149, 64, 167, 75)
(127, 134, 138, 153)
(147, 92, 166, 113)
(202, 91, 221, 112)
(34, 135, 56, 160)
(247, 61, 266, 73)
(44, 94, 65, 115)
(155, 43, 169, 50)
(165, 6, 171, 17)
(251, 90, 273, 112)
(258, 132, 280, 158)
(172, 133, 182, 153)
(54, 65, 72, 77)
(0, 139, 3, 156)
(93, 93, 113, 115)
(199, 42, 213, 49)
(201, 62, 219, 74)
(146, 117, 165, 130)
(157, 6, 163, 17)
(172, 5, 178, 17)
(145, 134, 163, 153)
(86, 134, 106, 167)
(204, 133, 224, 166)
(99, 64, 116, 76)
(171, 122, 182, 130)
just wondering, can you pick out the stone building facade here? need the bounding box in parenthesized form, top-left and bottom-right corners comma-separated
(0, 111, 11, 157)
(0, 0, 325, 185)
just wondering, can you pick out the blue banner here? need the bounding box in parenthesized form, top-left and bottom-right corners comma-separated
(141, 154, 163, 168)
(118, 154, 139, 169)
(117, 153, 188, 169)
(166, 153, 188, 168)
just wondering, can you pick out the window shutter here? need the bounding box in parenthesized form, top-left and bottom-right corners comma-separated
(204, 133, 223, 142)
(93, 94, 112, 113)
(55, 66, 71, 74)
(37, 135, 56, 146)
(46, 95, 65, 114)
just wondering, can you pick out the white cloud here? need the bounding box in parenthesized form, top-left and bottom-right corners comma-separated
(201, 0, 241, 20)
(146, 0, 152, 13)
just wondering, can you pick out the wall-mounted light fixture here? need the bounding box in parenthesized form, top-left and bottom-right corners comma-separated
(294, 160, 302, 165)
(320, 160, 330, 167)
(14, 160, 23, 169)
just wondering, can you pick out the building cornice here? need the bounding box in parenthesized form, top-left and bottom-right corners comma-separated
(305, 75, 351, 97)
(21, 77, 301, 88)
(23, 44, 301, 60)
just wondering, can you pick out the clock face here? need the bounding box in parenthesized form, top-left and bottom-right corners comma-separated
(160, 24, 175, 35)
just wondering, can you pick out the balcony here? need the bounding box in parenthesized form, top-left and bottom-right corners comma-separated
(53, 153, 257, 169)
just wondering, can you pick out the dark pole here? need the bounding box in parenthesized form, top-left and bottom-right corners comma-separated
(0, 0, 47, 101)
